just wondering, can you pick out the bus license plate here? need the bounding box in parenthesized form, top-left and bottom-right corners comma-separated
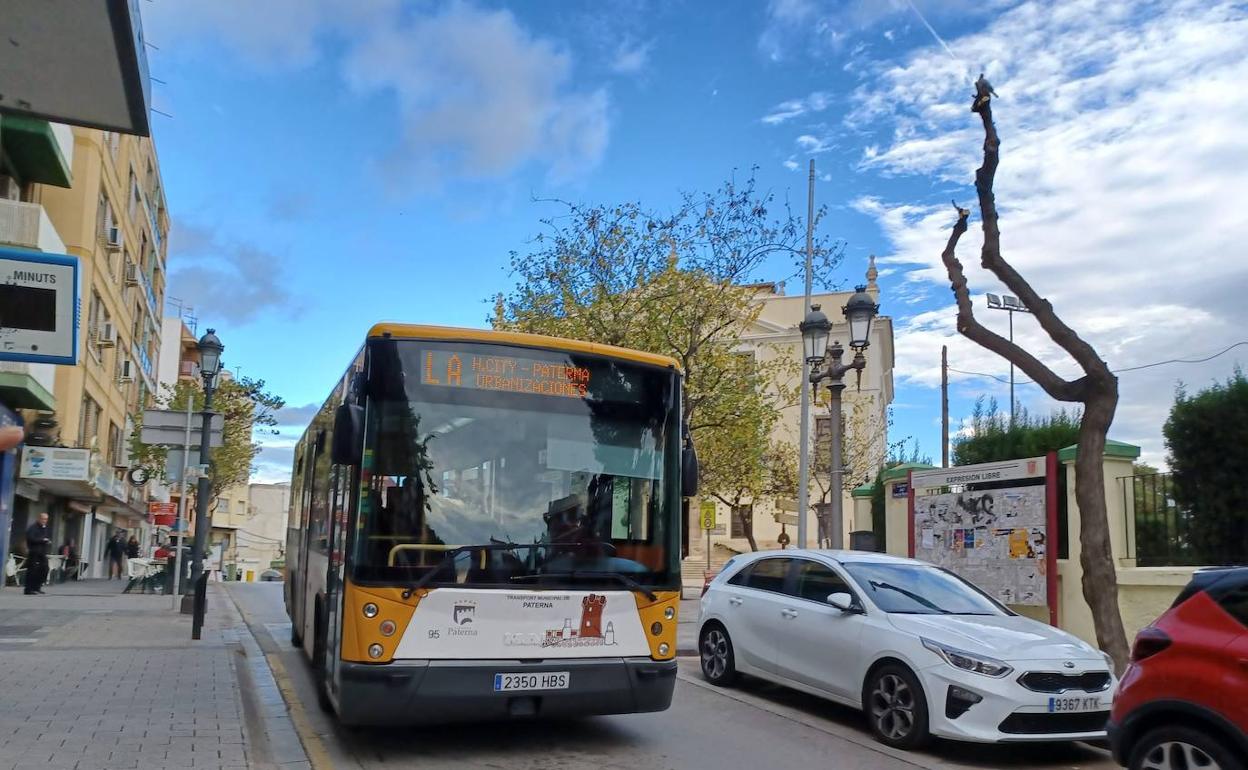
(1048, 696, 1102, 713)
(494, 672, 570, 692)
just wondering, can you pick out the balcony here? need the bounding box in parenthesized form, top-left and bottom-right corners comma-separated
(0, 198, 66, 252)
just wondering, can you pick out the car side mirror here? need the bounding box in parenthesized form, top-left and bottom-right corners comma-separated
(681, 441, 699, 497)
(826, 592, 858, 613)
(331, 403, 364, 466)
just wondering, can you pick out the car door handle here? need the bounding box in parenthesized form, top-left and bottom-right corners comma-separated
(780, 608, 798, 619)
(728, 597, 744, 606)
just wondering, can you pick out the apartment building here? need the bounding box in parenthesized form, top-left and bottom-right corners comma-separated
(3, 117, 170, 576)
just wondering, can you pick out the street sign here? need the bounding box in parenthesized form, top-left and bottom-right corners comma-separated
(773, 512, 800, 527)
(139, 409, 224, 447)
(775, 497, 799, 513)
(163, 449, 204, 483)
(699, 500, 716, 530)
(0, 249, 80, 366)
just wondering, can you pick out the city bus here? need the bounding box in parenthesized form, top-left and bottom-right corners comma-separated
(285, 324, 696, 725)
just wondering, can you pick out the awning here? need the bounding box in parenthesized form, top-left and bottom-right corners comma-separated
(0, 370, 55, 411)
(0, 116, 72, 188)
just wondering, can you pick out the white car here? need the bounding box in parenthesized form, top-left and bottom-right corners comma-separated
(699, 550, 1116, 749)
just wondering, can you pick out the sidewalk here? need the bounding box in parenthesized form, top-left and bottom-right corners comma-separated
(0, 579, 308, 770)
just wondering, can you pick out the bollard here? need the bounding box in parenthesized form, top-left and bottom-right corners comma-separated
(191, 571, 209, 640)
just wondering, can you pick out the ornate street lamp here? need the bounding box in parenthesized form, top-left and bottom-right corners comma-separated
(185, 329, 224, 635)
(801, 291, 880, 550)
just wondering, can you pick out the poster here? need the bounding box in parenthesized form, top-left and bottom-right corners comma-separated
(912, 484, 1047, 606)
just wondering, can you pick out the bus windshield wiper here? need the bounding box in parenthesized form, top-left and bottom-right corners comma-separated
(511, 570, 658, 602)
(401, 542, 533, 599)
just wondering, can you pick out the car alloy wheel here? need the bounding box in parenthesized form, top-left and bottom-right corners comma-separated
(699, 625, 736, 685)
(1138, 741, 1222, 770)
(870, 673, 916, 741)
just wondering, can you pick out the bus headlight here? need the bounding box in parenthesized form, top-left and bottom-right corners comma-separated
(650, 622, 663, 636)
(379, 620, 396, 637)
(363, 603, 379, 618)
(664, 606, 675, 620)
(368, 643, 384, 659)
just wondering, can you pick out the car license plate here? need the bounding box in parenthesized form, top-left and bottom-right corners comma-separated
(494, 672, 570, 692)
(1048, 695, 1102, 713)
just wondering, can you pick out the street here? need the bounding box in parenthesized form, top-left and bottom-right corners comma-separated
(227, 583, 1114, 770)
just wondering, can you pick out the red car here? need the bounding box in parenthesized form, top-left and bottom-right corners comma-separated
(1109, 566, 1248, 770)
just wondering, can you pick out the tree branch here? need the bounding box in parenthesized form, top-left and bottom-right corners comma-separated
(940, 201, 1082, 401)
(972, 94, 1113, 384)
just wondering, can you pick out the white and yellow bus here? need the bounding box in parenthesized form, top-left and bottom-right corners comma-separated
(285, 324, 696, 725)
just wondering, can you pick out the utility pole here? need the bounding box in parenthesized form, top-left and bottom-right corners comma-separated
(941, 345, 949, 468)
(796, 159, 815, 549)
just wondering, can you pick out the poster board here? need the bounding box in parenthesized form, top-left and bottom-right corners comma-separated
(908, 454, 1058, 624)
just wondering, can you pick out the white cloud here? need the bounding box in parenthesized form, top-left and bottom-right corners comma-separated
(783, 159, 800, 171)
(762, 91, 832, 125)
(144, 1, 608, 184)
(850, 0, 1248, 464)
(611, 40, 652, 75)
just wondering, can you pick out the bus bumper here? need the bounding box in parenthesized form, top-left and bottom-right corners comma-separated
(335, 656, 676, 725)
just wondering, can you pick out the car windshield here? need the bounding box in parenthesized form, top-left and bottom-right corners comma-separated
(842, 562, 1007, 616)
(349, 339, 680, 589)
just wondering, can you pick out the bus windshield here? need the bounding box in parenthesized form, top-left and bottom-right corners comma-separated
(350, 339, 680, 590)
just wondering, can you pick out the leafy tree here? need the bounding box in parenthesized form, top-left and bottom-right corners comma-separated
(131, 377, 285, 506)
(1163, 370, 1248, 563)
(952, 397, 1082, 465)
(492, 171, 840, 548)
(932, 79, 1129, 668)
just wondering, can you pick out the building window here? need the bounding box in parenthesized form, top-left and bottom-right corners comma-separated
(128, 171, 140, 220)
(87, 292, 104, 360)
(78, 396, 101, 449)
(108, 422, 122, 467)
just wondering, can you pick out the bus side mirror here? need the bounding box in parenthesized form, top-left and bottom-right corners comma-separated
(331, 403, 364, 466)
(682, 442, 699, 498)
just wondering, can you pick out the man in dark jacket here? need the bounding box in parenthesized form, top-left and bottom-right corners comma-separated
(24, 512, 51, 595)
(104, 531, 127, 579)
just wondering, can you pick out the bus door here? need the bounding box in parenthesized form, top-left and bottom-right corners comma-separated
(323, 463, 351, 696)
(297, 431, 324, 652)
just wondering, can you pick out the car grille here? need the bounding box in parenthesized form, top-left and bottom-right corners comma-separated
(998, 711, 1109, 735)
(1017, 671, 1111, 693)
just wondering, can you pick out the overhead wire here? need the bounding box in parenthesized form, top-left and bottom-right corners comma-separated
(946, 341, 1248, 387)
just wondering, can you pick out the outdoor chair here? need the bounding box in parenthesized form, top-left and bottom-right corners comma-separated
(4, 554, 25, 587)
(45, 555, 65, 584)
(123, 558, 163, 594)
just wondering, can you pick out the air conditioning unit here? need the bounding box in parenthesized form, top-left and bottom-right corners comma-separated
(124, 263, 139, 286)
(0, 175, 19, 201)
(119, 359, 135, 383)
(113, 442, 131, 469)
(97, 322, 117, 348)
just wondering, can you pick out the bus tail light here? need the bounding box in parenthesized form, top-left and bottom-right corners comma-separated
(363, 603, 378, 618)
(650, 622, 663, 636)
(379, 620, 397, 637)
(368, 643, 384, 659)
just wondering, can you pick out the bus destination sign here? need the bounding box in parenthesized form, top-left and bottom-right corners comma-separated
(421, 350, 591, 398)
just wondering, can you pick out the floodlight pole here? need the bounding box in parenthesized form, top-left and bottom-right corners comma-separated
(985, 295, 1030, 426)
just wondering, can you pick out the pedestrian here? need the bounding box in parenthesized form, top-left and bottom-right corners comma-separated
(23, 512, 51, 595)
(104, 530, 127, 579)
(59, 538, 79, 580)
(126, 535, 140, 559)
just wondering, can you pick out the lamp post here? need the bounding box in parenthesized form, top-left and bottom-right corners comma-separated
(985, 293, 1031, 425)
(183, 329, 223, 633)
(802, 286, 879, 550)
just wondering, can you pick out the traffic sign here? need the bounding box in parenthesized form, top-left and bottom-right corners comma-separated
(139, 409, 224, 447)
(775, 497, 799, 513)
(699, 500, 716, 530)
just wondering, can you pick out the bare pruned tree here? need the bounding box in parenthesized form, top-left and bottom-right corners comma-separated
(938, 74, 1130, 670)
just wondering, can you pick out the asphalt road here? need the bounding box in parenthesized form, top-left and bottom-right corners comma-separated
(225, 583, 1115, 770)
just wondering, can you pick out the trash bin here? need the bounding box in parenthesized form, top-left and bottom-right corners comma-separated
(849, 530, 878, 552)
(164, 547, 193, 595)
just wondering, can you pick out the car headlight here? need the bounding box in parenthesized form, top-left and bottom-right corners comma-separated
(921, 638, 1013, 678)
(1100, 651, 1116, 672)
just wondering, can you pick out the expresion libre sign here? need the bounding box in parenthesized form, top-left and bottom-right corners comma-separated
(0, 248, 79, 365)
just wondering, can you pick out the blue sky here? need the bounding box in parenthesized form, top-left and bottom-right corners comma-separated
(140, 0, 1248, 481)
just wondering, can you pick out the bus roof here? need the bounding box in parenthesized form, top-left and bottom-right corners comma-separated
(366, 323, 682, 372)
